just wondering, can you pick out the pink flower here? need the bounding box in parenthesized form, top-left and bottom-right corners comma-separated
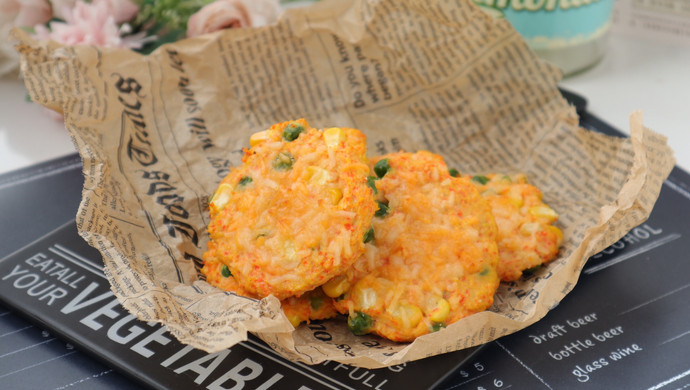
(50, 0, 136, 23)
(34, 0, 151, 50)
(187, 0, 281, 38)
(0, 0, 52, 27)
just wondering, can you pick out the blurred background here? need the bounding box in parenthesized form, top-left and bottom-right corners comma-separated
(2, 0, 689, 175)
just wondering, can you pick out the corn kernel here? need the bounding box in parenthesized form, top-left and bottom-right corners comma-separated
(508, 197, 524, 208)
(249, 130, 271, 147)
(327, 188, 343, 205)
(357, 287, 377, 310)
(322, 275, 351, 298)
(546, 225, 563, 242)
(507, 187, 524, 207)
(390, 302, 423, 328)
(285, 312, 303, 328)
(306, 166, 331, 185)
(520, 222, 540, 236)
(323, 127, 346, 149)
(529, 206, 558, 222)
(210, 183, 233, 211)
(427, 296, 451, 323)
(282, 241, 298, 268)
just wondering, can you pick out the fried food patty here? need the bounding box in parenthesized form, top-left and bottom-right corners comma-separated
(333, 151, 500, 342)
(202, 257, 255, 297)
(202, 258, 338, 327)
(203, 119, 376, 300)
(468, 173, 563, 281)
(281, 288, 339, 327)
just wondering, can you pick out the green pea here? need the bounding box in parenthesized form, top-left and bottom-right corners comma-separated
(449, 168, 460, 177)
(348, 312, 373, 336)
(221, 264, 232, 278)
(431, 322, 446, 332)
(375, 201, 390, 218)
(282, 122, 305, 141)
(272, 152, 295, 170)
(479, 266, 491, 276)
(374, 158, 390, 178)
(471, 175, 490, 185)
(238, 176, 253, 187)
(367, 176, 379, 195)
(363, 227, 375, 244)
(310, 295, 324, 310)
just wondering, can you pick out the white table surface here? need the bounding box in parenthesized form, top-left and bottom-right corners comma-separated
(2, 32, 689, 176)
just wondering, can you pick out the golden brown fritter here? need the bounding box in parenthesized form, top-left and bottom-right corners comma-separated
(468, 173, 563, 281)
(333, 151, 501, 341)
(203, 120, 376, 300)
(202, 258, 338, 327)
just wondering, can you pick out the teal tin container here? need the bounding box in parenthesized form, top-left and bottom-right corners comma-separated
(473, 0, 615, 75)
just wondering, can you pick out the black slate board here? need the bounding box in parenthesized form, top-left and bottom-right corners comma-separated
(0, 154, 141, 390)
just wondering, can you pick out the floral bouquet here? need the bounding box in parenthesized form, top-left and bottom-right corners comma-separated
(1, 0, 300, 78)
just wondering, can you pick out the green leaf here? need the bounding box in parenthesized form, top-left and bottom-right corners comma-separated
(374, 158, 390, 178)
(471, 175, 490, 185)
(137, 29, 186, 54)
(363, 227, 375, 244)
(238, 176, 253, 187)
(366, 176, 378, 195)
(133, 0, 213, 32)
(375, 201, 389, 218)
